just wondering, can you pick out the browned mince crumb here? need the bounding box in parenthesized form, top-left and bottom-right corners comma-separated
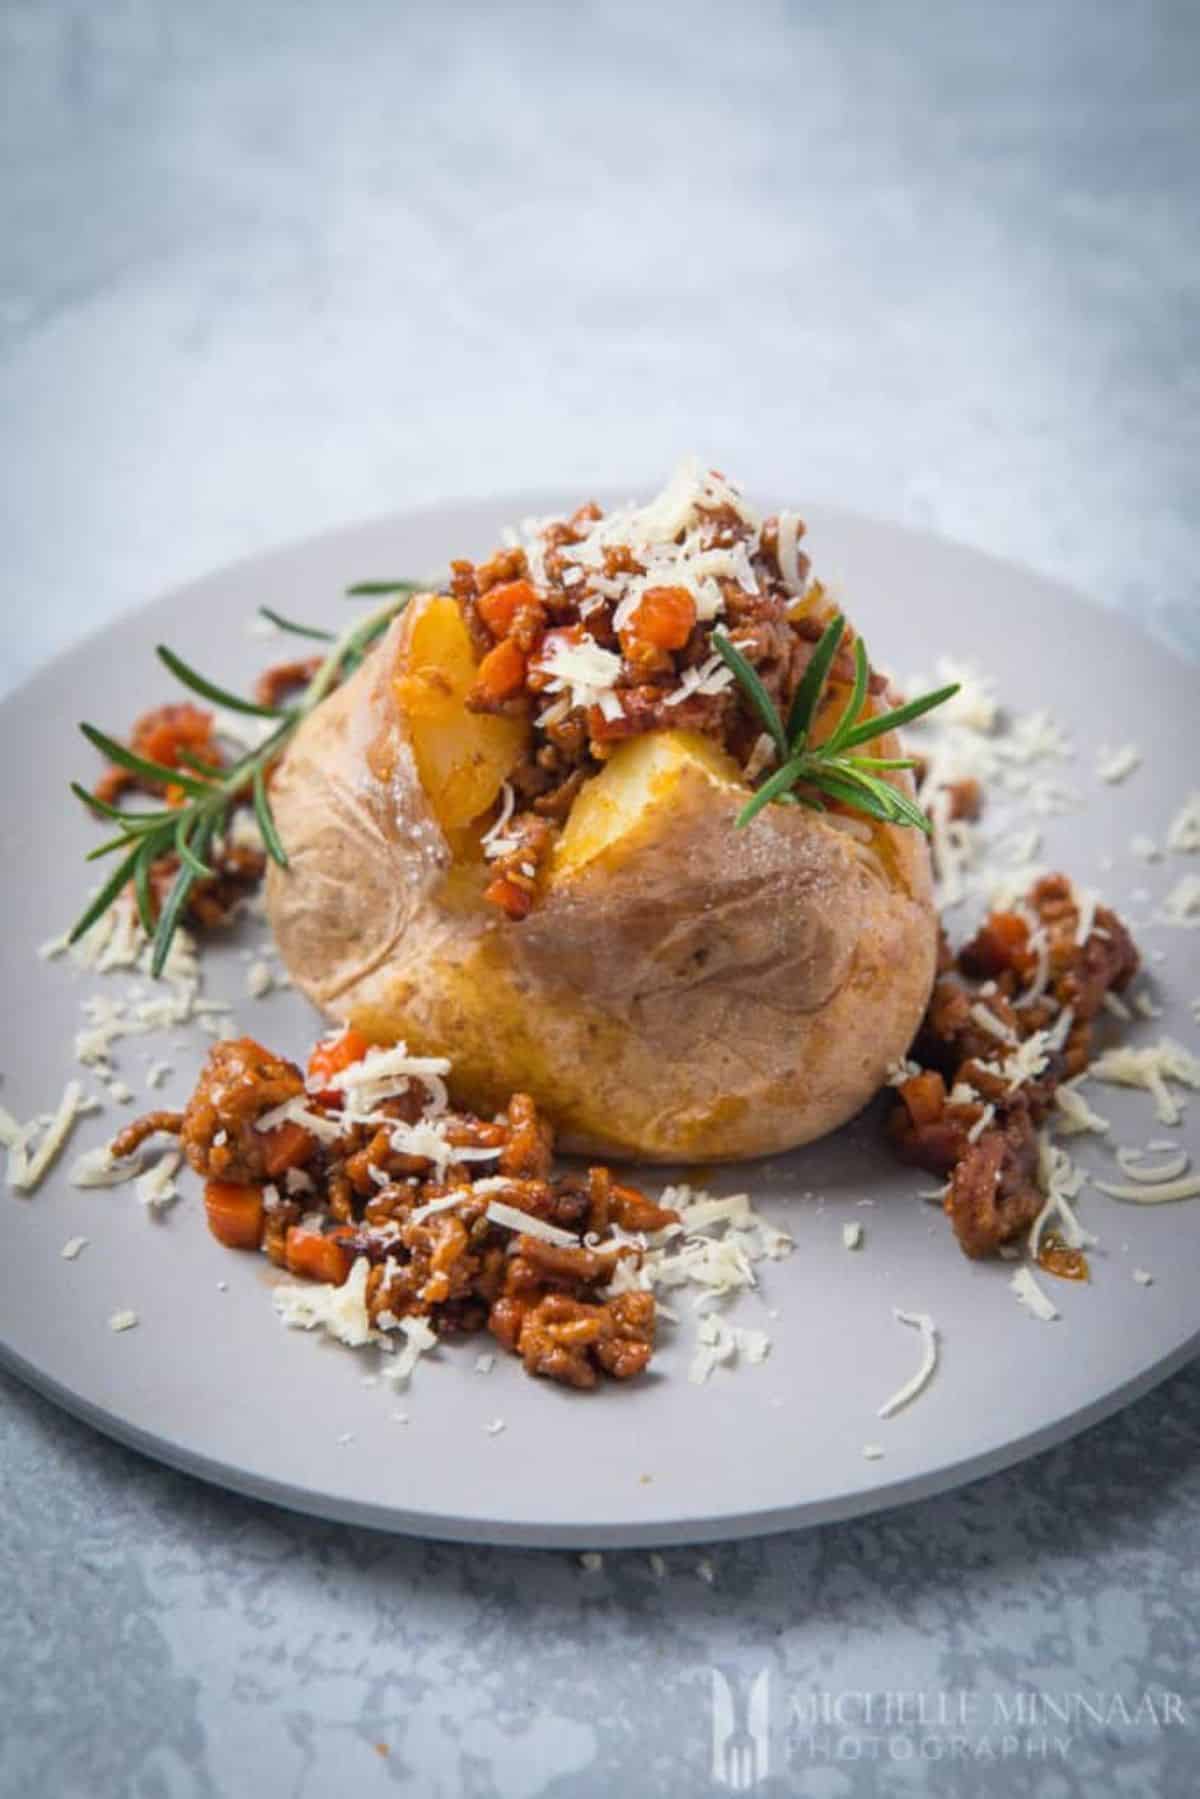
(943, 777, 983, 822)
(887, 873, 1140, 1259)
(254, 655, 324, 710)
(93, 702, 224, 807)
(123, 1035, 673, 1389)
(110, 1109, 184, 1161)
(179, 1036, 306, 1181)
(145, 840, 267, 931)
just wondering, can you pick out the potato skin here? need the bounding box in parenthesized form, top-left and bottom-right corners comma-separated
(266, 602, 939, 1163)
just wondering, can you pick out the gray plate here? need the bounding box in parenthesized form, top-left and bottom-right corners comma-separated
(1, 497, 1197, 1548)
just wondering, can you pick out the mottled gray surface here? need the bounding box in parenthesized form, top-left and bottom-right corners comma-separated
(1, 2, 1198, 1795)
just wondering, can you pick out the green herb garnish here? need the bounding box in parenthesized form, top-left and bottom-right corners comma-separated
(69, 588, 418, 977)
(712, 616, 958, 832)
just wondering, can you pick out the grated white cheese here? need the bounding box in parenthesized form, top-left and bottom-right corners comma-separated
(1073, 887, 1099, 947)
(687, 1314, 771, 1385)
(2, 1080, 87, 1194)
(968, 1003, 1017, 1046)
(379, 1314, 439, 1388)
(1053, 1083, 1110, 1137)
(480, 781, 516, 861)
(1029, 1137, 1095, 1261)
(69, 1143, 144, 1188)
(378, 1118, 498, 1179)
(60, 1236, 88, 1260)
(474, 1353, 496, 1374)
(1130, 834, 1161, 863)
(915, 657, 999, 734)
(661, 645, 735, 710)
(532, 634, 624, 719)
(966, 1104, 995, 1144)
(1133, 1268, 1155, 1286)
(1093, 1172, 1200, 1205)
(1096, 744, 1141, 783)
(108, 1309, 139, 1333)
(1010, 1267, 1059, 1322)
(842, 1221, 864, 1250)
(1115, 1146, 1189, 1183)
(408, 1189, 473, 1225)
(273, 1255, 375, 1347)
(484, 1201, 579, 1248)
(885, 1056, 923, 1087)
(862, 1444, 885, 1462)
(603, 1185, 791, 1333)
(877, 1311, 939, 1419)
(245, 960, 274, 999)
(135, 1150, 182, 1213)
(1159, 874, 1200, 928)
(1166, 792, 1200, 854)
(323, 1041, 452, 1117)
(775, 510, 807, 595)
(254, 1096, 343, 1144)
(1087, 1037, 1200, 1126)
(484, 1418, 506, 1436)
(579, 1551, 604, 1573)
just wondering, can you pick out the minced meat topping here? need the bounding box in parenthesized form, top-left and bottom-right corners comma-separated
(120, 1031, 675, 1390)
(888, 873, 1139, 1260)
(454, 458, 887, 917)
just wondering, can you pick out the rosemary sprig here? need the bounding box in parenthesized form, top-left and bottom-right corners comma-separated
(257, 605, 335, 642)
(69, 590, 417, 977)
(713, 617, 959, 834)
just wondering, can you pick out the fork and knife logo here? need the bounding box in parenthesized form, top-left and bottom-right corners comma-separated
(711, 1666, 771, 1789)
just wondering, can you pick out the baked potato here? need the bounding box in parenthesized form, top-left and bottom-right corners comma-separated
(266, 505, 939, 1161)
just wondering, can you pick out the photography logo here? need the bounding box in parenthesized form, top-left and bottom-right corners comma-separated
(711, 1666, 771, 1790)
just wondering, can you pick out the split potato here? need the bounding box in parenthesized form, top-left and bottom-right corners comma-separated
(266, 593, 938, 1162)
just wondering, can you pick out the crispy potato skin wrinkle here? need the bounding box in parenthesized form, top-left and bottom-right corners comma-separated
(267, 599, 937, 1163)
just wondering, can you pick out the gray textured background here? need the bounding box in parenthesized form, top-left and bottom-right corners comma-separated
(2, 2, 1198, 1794)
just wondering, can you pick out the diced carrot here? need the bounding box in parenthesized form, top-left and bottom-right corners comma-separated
(961, 911, 1031, 980)
(472, 638, 527, 704)
(307, 1027, 370, 1104)
(484, 873, 534, 920)
(284, 1227, 353, 1286)
(260, 1118, 316, 1178)
(984, 911, 1029, 953)
(204, 1180, 265, 1250)
(622, 585, 696, 652)
(478, 578, 538, 639)
(899, 1070, 947, 1128)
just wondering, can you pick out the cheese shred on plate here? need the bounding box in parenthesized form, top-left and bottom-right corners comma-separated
(1087, 1037, 1200, 1126)
(273, 1255, 375, 1348)
(877, 1310, 939, 1419)
(1010, 1266, 1059, 1322)
(1, 1080, 90, 1194)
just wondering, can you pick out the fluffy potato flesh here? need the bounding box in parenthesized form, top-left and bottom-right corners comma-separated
(265, 598, 939, 1163)
(393, 594, 528, 832)
(554, 730, 743, 878)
